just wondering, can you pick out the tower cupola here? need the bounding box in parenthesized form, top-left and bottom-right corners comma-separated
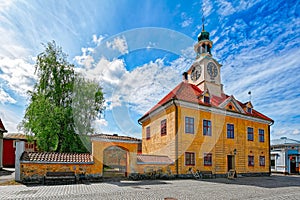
(194, 17, 213, 57)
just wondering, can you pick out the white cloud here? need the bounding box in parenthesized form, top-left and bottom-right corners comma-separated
(180, 12, 193, 28)
(106, 36, 128, 55)
(92, 34, 105, 46)
(292, 129, 300, 135)
(216, 0, 235, 17)
(80, 54, 189, 116)
(202, 0, 213, 17)
(0, 87, 16, 104)
(0, 57, 36, 97)
(181, 18, 193, 28)
(74, 48, 95, 68)
(93, 118, 108, 127)
(0, 105, 22, 133)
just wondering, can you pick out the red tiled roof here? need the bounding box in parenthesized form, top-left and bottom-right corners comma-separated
(0, 118, 7, 133)
(137, 154, 173, 164)
(139, 81, 273, 123)
(3, 133, 27, 140)
(20, 152, 93, 163)
(90, 133, 141, 142)
(141, 82, 202, 119)
(237, 101, 273, 122)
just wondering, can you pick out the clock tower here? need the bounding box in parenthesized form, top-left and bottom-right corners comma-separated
(186, 22, 223, 97)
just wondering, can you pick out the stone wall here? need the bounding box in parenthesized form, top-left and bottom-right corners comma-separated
(20, 161, 101, 184)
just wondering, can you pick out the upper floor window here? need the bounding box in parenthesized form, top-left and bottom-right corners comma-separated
(259, 129, 265, 142)
(227, 124, 234, 139)
(247, 127, 254, 141)
(247, 107, 252, 113)
(185, 152, 195, 166)
(248, 155, 254, 166)
(204, 96, 210, 104)
(259, 156, 265, 166)
(161, 119, 167, 136)
(146, 126, 150, 140)
(203, 120, 212, 136)
(185, 117, 194, 134)
(204, 153, 212, 166)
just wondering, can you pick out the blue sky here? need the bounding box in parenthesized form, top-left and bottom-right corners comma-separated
(0, 0, 299, 140)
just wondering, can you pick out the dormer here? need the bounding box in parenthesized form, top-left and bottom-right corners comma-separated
(200, 90, 211, 104)
(245, 101, 253, 114)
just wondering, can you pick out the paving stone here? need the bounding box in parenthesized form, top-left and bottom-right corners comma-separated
(1, 175, 300, 200)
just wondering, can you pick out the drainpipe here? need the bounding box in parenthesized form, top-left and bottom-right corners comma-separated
(172, 98, 179, 175)
(268, 120, 274, 176)
(268, 124, 271, 176)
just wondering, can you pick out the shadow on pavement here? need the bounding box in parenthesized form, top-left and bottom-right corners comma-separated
(0, 169, 14, 176)
(202, 174, 300, 188)
(107, 179, 171, 187)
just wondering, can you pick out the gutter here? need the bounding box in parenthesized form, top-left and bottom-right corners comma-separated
(173, 98, 179, 175)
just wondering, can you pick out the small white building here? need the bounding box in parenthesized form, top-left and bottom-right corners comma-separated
(271, 137, 300, 174)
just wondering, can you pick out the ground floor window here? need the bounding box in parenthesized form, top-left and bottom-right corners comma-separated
(260, 156, 265, 166)
(185, 152, 195, 166)
(248, 155, 254, 166)
(204, 153, 212, 166)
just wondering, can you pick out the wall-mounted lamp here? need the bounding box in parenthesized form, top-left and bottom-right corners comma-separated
(233, 149, 237, 155)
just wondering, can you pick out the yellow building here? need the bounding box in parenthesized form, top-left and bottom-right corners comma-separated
(138, 25, 274, 177)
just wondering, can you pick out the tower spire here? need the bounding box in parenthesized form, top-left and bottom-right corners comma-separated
(202, 9, 205, 32)
(195, 9, 212, 57)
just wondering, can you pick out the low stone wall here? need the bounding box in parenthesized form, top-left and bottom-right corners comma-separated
(136, 163, 174, 174)
(20, 161, 102, 184)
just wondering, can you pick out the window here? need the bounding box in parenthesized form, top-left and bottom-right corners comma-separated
(146, 127, 150, 140)
(204, 153, 212, 166)
(185, 117, 194, 134)
(260, 156, 265, 166)
(203, 120, 212, 136)
(227, 124, 234, 139)
(161, 119, 167, 136)
(248, 155, 254, 166)
(204, 96, 210, 103)
(247, 127, 254, 141)
(185, 152, 195, 166)
(259, 129, 265, 142)
(247, 107, 252, 113)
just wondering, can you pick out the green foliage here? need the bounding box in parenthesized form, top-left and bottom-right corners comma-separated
(20, 41, 105, 153)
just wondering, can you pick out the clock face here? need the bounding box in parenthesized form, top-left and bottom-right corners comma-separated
(190, 64, 201, 81)
(207, 62, 218, 78)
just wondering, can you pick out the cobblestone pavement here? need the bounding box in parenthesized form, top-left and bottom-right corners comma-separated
(1, 175, 300, 200)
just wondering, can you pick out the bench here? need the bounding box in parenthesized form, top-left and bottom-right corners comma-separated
(199, 171, 215, 179)
(44, 171, 76, 185)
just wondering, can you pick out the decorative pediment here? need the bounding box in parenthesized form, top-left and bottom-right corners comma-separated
(219, 95, 245, 114)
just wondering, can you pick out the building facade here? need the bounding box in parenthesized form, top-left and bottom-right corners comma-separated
(3, 133, 37, 167)
(0, 118, 7, 169)
(271, 137, 300, 174)
(138, 25, 274, 177)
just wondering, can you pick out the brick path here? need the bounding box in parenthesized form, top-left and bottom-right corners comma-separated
(1, 175, 300, 199)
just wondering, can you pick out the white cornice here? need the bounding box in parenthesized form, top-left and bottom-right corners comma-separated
(91, 137, 141, 144)
(139, 99, 272, 125)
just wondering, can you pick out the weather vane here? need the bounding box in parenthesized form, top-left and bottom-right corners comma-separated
(248, 91, 252, 102)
